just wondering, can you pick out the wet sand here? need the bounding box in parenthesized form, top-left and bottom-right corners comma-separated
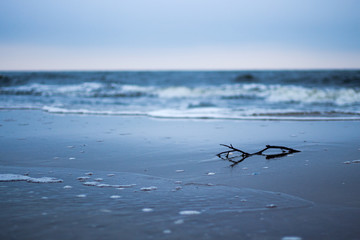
(1, 110, 360, 239)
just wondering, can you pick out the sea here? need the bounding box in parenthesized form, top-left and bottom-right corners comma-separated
(1, 70, 360, 120)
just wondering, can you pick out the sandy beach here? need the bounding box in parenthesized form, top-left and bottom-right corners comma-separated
(1, 109, 360, 239)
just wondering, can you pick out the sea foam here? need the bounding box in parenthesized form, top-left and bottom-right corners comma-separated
(0, 174, 63, 183)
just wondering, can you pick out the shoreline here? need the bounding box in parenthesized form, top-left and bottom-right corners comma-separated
(3, 107, 360, 121)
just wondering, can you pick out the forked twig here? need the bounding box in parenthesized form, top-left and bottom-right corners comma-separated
(217, 144, 300, 167)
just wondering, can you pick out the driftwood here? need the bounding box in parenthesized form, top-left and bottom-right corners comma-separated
(217, 144, 300, 167)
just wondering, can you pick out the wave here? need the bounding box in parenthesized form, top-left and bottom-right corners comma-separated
(2, 80, 360, 120)
(37, 106, 360, 121)
(0, 82, 104, 97)
(41, 106, 146, 116)
(1, 82, 360, 106)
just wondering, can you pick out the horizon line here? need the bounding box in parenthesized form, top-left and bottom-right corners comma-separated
(1, 67, 360, 72)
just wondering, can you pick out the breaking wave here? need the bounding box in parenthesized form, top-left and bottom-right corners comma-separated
(1, 82, 360, 106)
(1, 70, 360, 120)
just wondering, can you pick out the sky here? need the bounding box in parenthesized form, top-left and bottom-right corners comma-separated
(0, 0, 360, 70)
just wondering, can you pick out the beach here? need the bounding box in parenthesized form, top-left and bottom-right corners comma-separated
(1, 0, 360, 237)
(1, 109, 360, 239)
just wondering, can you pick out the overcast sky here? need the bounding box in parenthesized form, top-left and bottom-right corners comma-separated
(0, 0, 359, 70)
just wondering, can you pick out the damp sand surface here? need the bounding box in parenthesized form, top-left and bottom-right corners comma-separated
(1, 110, 360, 239)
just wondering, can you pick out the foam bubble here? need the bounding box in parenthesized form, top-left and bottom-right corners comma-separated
(179, 210, 201, 215)
(110, 195, 121, 199)
(140, 186, 157, 191)
(83, 181, 99, 186)
(142, 208, 154, 212)
(77, 176, 90, 181)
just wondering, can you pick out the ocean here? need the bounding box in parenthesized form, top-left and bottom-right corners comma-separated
(1, 70, 360, 120)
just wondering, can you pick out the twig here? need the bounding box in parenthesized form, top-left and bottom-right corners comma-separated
(253, 145, 301, 155)
(217, 144, 301, 167)
(219, 144, 250, 156)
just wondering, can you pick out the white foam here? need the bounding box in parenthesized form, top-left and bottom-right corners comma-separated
(148, 108, 360, 121)
(121, 84, 154, 93)
(152, 84, 360, 107)
(179, 210, 201, 215)
(238, 84, 360, 106)
(77, 176, 90, 181)
(149, 108, 224, 119)
(42, 106, 145, 117)
(110, 195, 121, 199)
(96, 184, 112, 187)
(163, 229, 172, 234)
(28, 177, 63, 183)
(41, 101, 360, 121)
(2, 82, 103, 96)
(266, 204, 277, 208)
(157, 86, 200, 98)
(174, 219, 184, 224)
(282, 237, 302, 240)
(0, 174, 29, 182)
(117, 184, 136, 188)
(82, 181, 134, 188)
(83, 181, 99, 186)
(140, 186, 157, 191)
(0, 174, 63, 183)
(142, 208, 154, 212)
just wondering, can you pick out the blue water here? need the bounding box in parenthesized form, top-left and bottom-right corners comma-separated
(1, 70, 360, 120)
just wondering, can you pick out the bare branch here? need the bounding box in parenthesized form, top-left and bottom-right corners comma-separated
(219, 144, 249, 155)
(217, 144, 301, 167)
